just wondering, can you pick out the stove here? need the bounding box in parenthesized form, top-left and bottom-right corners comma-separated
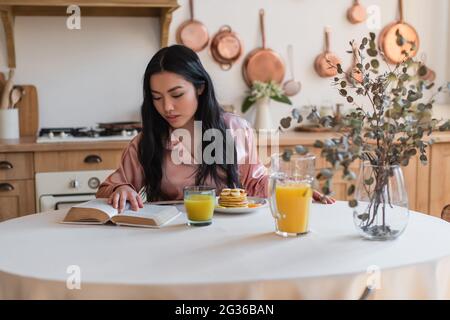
(36, 122, 142, 143)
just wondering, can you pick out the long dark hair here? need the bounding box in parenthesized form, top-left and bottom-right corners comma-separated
(138, 45, 241, 201)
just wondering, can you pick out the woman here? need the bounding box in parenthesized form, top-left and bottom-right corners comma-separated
(96, 45, 334, 212)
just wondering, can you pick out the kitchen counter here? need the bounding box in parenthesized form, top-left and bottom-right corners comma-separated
(0, 136, 129, 152)
(1, 131, 450, 153)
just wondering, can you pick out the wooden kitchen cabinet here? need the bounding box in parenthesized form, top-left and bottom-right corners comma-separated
(0, 180, 35, 222)
(0, 152, 35, 221)
(0, 152, 33, 180)
(35, 150, 123, 172)
(402, 154, 418, 212)
(429, 144, 450, 217)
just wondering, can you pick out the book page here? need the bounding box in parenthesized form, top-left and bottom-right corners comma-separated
(112, 204, 181, 227)
(72, 198, 118, 219)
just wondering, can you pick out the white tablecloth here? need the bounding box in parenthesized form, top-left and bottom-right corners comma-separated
(0, 201, 449, 299)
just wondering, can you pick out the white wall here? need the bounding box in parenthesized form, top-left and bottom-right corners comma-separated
(0, 0, 448, 129)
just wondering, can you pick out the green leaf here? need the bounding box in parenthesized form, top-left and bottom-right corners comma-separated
(241, 96, 254, 113)
(370, 59, 380, 69)
(367, 49, 378, 57)
(347, 184, 356, 196)
(349, 199, 358, 208)
(364, 177, 374, 185)
(271, 94, 292, 105)
(357, 213, 369, 221)
(282, 149, 293, 162)
(313, 140, 324, 148)
(418, 65, 427, 77)
(280, 117, 292, 129)
(320, 168, 333, 179)
(295, 145, 309, 155)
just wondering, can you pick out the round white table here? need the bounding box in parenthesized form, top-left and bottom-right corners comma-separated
(0, 201, 449, 300)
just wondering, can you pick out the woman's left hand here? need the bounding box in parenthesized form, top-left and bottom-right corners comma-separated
(313, 190, 336, 204)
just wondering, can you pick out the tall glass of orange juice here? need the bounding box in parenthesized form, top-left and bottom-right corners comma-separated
(269, 154, 315, 237)
(184, 186, 216, 226)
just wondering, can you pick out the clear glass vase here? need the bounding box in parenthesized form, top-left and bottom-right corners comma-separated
(353, 162, 409, 241)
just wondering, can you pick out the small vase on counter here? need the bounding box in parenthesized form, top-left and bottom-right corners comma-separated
(0, 108, 20, 139)
(0, 68, 19, 140)
(253, 96, 275, 132)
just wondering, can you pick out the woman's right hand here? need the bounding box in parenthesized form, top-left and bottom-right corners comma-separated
(107, 185, 144, 213)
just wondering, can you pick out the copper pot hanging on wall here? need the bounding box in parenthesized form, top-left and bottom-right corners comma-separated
(242, 9, 285, 87)
(378, 0, 419, 64)
(210, 26, 244, 71)
(176, 0, 209, 52)
(314, 27, 342, 78)
(347, 0, 367, 24)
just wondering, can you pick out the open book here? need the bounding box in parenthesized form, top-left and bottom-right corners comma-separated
(62, 199, 181, 228)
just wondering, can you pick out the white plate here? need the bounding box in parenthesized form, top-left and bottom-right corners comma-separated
(214, 197, 268, 214)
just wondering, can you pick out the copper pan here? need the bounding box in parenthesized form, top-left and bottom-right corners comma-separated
(314, 27, 342, 78)
(210, 25, 244, 71)
(347, 0, 367, 24)
(379, 0, 419, 64)
(176, 0, 209, 52)
(242, 9, 285, 87)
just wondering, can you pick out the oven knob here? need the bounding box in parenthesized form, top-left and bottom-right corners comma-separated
(70, 179, 80, 189)
(132, 129, 138, 136)
(88, 177, 100, 189)
(121, 130, 128, 137)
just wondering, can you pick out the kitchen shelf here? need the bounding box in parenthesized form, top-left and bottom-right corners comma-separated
(0, 0, 180, 68)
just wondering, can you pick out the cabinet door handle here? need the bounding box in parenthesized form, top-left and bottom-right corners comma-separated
(0, 161, 13, 170)
(84, 155, 102, 164)
(0, 183, 14, 192)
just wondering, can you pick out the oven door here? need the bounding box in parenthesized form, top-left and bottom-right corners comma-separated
(39, 194, 96, 212)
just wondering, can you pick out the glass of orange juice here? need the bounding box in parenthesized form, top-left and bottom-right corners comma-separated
(184, 186, 216, 226)
(269, 154, 315, 237)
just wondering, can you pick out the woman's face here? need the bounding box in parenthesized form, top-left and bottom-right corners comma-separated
(150, 71, 202, 129)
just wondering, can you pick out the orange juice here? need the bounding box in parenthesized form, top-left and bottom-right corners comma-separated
(184, 194, 215, 222)
(275, 183, 312, 234)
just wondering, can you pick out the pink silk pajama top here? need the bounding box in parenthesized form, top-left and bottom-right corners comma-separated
(96, 113, 269, 200)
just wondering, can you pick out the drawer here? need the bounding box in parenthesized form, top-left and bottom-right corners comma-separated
(34, 150, 123, 172)
(0, 153, 34, 180)
(0, 180, 35, 221)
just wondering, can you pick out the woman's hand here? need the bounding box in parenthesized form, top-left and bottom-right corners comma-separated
(313, 190, 336, 204)
(107, 185, 144, 213)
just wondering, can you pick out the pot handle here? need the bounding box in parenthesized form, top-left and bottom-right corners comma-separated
(0, 183, 14, 192)
(324, 26, 331, 53)
(220, 63, 232, 71)
(0, 161, 13, 170)
(259, 9, 266, 49)
(220, 25, 232, 33)
(84, 155, 103, 164)
(189, 0, 194, 21)
(398, 0, 404, 23)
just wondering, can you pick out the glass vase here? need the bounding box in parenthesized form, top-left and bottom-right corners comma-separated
(353, 162, 409, 240)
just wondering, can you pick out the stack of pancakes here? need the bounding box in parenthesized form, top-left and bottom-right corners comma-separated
(218, 188, 248, 208)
